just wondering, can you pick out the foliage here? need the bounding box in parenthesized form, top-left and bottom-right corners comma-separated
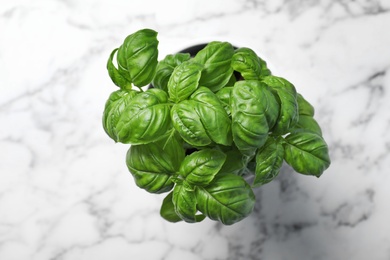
(102, 28, 331, 225)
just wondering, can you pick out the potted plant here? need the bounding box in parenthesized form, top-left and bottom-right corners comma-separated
(102, 29, 331, 225)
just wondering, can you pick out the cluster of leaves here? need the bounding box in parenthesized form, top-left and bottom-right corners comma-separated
(102, 29, 331, 225)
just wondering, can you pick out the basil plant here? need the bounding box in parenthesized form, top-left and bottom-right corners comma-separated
(102, 29, 331, 225)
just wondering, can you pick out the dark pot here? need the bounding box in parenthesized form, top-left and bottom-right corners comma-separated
(177, 43, 209, 56)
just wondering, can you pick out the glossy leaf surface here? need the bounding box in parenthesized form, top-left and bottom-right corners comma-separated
(171, 101, 211, 146)
(126, 136, 184, 193)
(172, 182, 198, 223)
(152, 53, 191, 91)
(196, 173, 255, 225)
(180, 149, 226, 186)
(193, 41, 234, 92)
(283, 131, 330, 177)
(216, 86, 233, 116)
(254, 137, 284, 186)
(231, 47, 262, 80)
(191, 87, 232, 146)
(297, 93, 315, 117)
(258, 56, 271, 77)
(160, 191, 182, 223)
(231, 80, 280, 155)
(107, 48, 132, 89)
(171, 87, 232, 146)
(291, 115, 322, 136)
(263, 76, 299, 135)
(116, 88, 171, 144)
(117, 29, 158, 87)
(168, 61, 203, 103)
(102, 89, 138, 142)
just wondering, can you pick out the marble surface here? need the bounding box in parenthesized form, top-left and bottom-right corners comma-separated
(1, 0, 390, 259)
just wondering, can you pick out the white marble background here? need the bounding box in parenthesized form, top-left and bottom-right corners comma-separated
(1, 0, 390, 259)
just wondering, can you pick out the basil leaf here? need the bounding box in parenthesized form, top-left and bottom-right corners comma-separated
(297, 93, 315, 116)
(117, 29, 158, 87)
(107, 48, 132, 89)
(219, 146, 251, 175)
(126, 135, 184, 193)
(171, 101, 211, 146)
(283, 131, 330, 177)
(152, 53, 191, 91)
(172, 182, 198, 223)
(116, 88, 171, 144)
(254, 137, 284, 187)
(231, 47, 262, 80)
(171, 87, 232, 147)
(291, 115, 322, 136)
(258, 56, 271, 77)
(167, 61, 203, 103)
(292, 94, 320, 134)
(160, 191, 182, 223)
(196, 173, 255, 225)
(262, 76, 299, 135)
(102, 89, 138, 142)
(193, 41, 234, 92)
(161, 190, 206, 223)
(216, 86, 233, 116)
(180, 149, 226, 186)
(231, 80, 280, 155)
(191, 87, 232, 146)
(226, 73, 237, 86)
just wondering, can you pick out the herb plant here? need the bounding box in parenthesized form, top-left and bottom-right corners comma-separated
(103, 29, 331, 225)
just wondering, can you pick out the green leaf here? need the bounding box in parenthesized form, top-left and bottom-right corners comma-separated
(231, 80, 280, 155)
(168, 61, 203, 103)
(171, 101, 211, 146)
(297, 93, 315, 117)
(180, 149, 226, 186)
(219, 146, 251, 175)
(254, 137, 284, 187)
(102, 89, 138, 142)
(162, 189, 206, 223)
(283, 131, 331, 177)
(216, 87, 233, 116)
(152, 53, 191, 91)
(196, 173, 255, 225)
(292, 93, 322, 135)
(262, 76, 299, 135)
(258, 56, 271, 77)
(191, 87, 232, 146)
(193, 41, 234, 92)
(160, 191, 182, 223)
(231, 47, 262, 80)
(117, 29, 159, 87)
(171, 87, 232, 147)
(107, 48, 132, 89)
(125, 135, 184, 193)
(172, 182, 198, 223)
(225, 73, 237, 86)
(116, 88, 171, 144)
(291, 115, 322, 136)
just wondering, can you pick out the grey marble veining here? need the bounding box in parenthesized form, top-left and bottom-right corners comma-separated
(1, 0, 390, 259)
